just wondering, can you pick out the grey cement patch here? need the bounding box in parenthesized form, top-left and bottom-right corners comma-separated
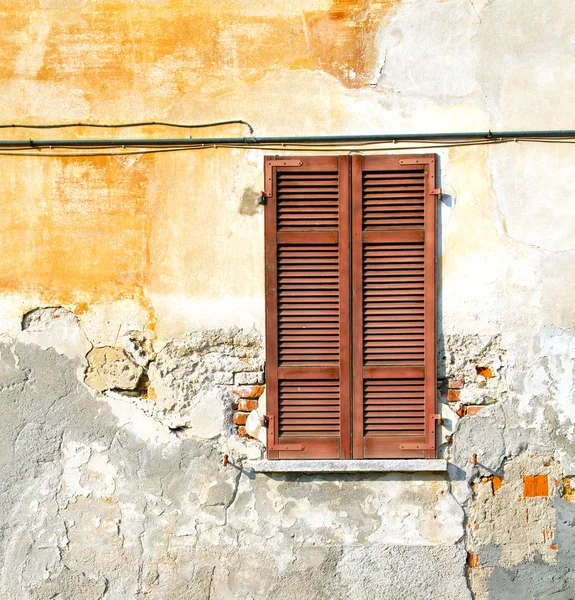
(0, 337, 469, 599)
(238, 186, 260, 216)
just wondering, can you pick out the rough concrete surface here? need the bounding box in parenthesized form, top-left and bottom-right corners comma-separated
(0, 334, 469, 599)
(0, 0, 575, 598)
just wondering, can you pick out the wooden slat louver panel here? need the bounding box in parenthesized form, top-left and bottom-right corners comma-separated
(352, 155, 437, 459)
(363, 169, 425, 228)
(277, 171, 339, 230)
(364, 378, 425, 434)
(265, 156, 351, 459)
(363, 240, 425, 365)
(278, 244, 339, 365)
(279, 380, 340, 436)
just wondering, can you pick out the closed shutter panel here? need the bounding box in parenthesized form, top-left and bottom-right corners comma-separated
(265, 156, 351, 459)
(351, 155, 437, 458)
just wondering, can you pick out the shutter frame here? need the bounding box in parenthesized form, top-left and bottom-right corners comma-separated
(351, 154, 437, 459)
(264, 154, 437, 460)
(264, 156, 351, 459)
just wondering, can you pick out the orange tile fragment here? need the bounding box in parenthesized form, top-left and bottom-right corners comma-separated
(492, 476, 503, 493)
(523, 475, 548, 498)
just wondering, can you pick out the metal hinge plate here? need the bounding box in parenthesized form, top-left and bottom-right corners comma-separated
(398, 157, 435, 165)
(266, 159, 303, 167)
(264, 415, 304, 451)
(400, 414, 441, 450)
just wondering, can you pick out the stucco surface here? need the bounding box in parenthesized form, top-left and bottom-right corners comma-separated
(0, 0, 574, 598)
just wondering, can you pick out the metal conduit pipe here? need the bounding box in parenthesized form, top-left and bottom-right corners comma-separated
(2, 129, 575, 148)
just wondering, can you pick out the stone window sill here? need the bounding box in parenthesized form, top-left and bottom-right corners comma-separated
(247, 459, 447, 473)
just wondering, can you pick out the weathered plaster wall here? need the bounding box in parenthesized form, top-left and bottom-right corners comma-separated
(0, 0, 575, 598)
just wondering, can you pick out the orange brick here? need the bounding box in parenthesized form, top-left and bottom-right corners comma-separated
(447, 390, 461, 402)
(492, 476, 503, 493)
(448, 378, 465, 389)
(238, 426, 249, 438)
(238, 398, 258, 412)
(466, 406, 484, 416)
(476, 366, 493, 378)
(232, 402, 239, 411)
(232, 412, 248, 425)
(467, 552, 480, 568)
(232, 385, 265, 399)
(523, 474, 549, 498)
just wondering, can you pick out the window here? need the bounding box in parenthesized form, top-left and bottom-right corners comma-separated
(264, 155, 437, 460)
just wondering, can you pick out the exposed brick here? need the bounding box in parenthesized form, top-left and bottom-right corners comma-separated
(466, 405, 484, 416)
(232, 412, 248, 425)
(232, 385, 265, 399)
(467, 552, 480, 568)
(456, 405, 466, 418)
(238, 398, 258, 412)
(448, 378, 465, 389)
(447, 389, 461, 402)
(492, 476, 503, 493)
(232, 402, 239, 411)
(523, 474, 549, 498)
(238, 426, 249, 438)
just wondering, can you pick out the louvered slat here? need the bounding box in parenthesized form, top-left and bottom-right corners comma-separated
(277, 171, 339, 230)
(363, 241, 425, 365)
(363, 169, 425, 229)
(364, 378, 425, 435)
(279, 380, 340, 435)
(278, 244, 339, 364)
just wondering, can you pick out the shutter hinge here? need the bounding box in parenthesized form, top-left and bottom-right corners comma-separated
(431, 188, 442, 196)
(400, 414, 441, 450)
(398, 157, 434, 165)
(263, 415, 305, 451)
(266, 159, 303, 167)
(256, 190, 268, 205)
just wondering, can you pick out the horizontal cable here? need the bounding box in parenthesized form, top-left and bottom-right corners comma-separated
(0, 136, 573, 157)
(0, 119, 254, 133)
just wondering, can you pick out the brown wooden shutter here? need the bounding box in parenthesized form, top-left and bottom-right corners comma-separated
(351, 154, 437, 459)
(265, 156, 351, 459)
